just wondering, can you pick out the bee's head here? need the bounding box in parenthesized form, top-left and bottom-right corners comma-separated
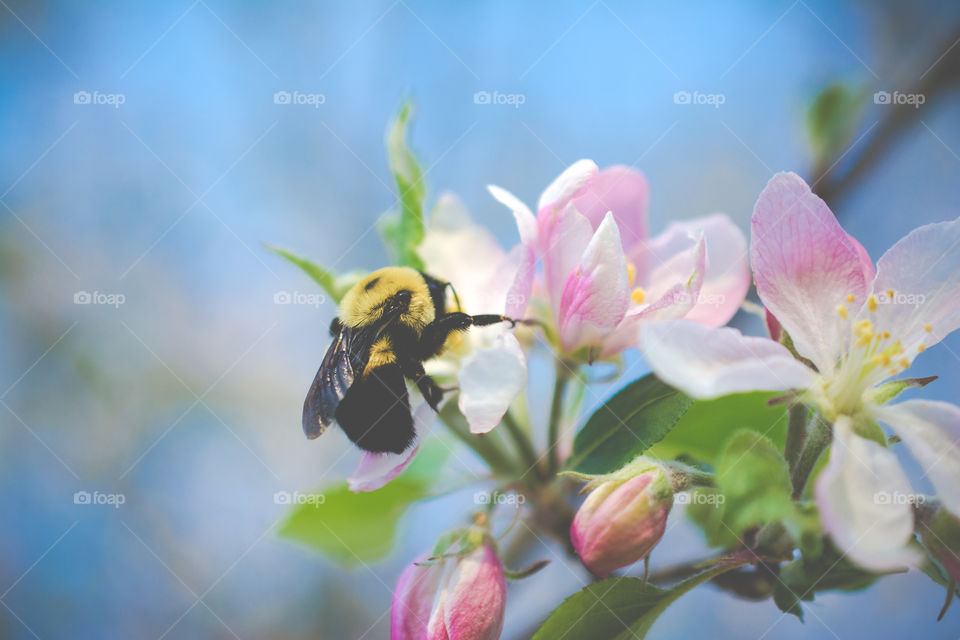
(339, 267, 435, 330)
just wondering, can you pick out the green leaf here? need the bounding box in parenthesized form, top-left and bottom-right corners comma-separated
(266, 244, 358, 303)
(380, 100, 426, 270)
(277, 439, 447, 565)
(532, 555, 752, 640)
(687, 430, 818, 550)
(567, 374, 694, 474)
(806, 83, 867, 164)
(773, 545, 879, 620)
(648, 392, 787, 465)
(716, 431, 794, 534)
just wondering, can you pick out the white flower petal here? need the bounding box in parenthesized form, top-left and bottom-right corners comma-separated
(869, 217, 960, 364)
(872, 399, 960, 516)
(488, 184, 537, 247)
(815, 417, 923, 572)
(457, 333, 527, 434)
(641, 321, 813, 399)
(537, 159, 598, 215)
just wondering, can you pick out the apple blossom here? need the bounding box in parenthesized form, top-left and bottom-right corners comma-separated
(489, 161, 749, 359)
(570, 464, 673, 578)
(642, 171, 960, 571)
(391, 537, 507, 640)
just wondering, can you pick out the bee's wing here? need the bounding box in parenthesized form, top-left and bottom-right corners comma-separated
(302, 325, 374, 439)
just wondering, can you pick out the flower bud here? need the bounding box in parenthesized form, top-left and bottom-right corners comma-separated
(570, 466, 673, 578)
(391, 539, 506, 640)
(917, 501, 960, 584)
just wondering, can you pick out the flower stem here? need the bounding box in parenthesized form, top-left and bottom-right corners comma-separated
(439, 402, 517, 477)
(790, 413, 832, 499)
(784, 403, 809, 471)
(501, 410, 544, 483)
(546, 361, 573, 477)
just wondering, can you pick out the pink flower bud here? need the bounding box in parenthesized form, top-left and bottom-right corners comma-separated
(391, 541, 507, 640)
(570, 469, 673, 578)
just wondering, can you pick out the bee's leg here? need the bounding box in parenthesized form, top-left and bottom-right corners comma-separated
(329, 317, 343, 337)
(418, 312, 474, 360)
(402, 360, 445, 411)
(468, 314, 518, 328)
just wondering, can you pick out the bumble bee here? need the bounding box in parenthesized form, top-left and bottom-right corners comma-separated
(302, 266, 518, 454)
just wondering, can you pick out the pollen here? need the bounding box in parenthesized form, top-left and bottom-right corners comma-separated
(867, 294, 879, 312)
(626, 262, 637, 287)
(918, 344, 926, 353)
(925, 324, 933, 333)
(631, 287, 647, 304)
(854, 319, 874, 346)
(836, 304, 848, 319)
(899, 358, 910, 369)
(886, 289, 894, 300)
(846, 294, 855, 303)
(882, 331, 890, 339)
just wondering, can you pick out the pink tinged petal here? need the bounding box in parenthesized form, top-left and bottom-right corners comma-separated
(643, 214, 750, 328)
(441, 543, 507, 640)
(642, 321, 814, 399)
(537, 158, 599, 219)
(558, 212, 630, 352)
(598, 233, 708, 358)
(391, 555, 446, 640)
(765, 308, 782, 342)
(751, 172, 870, 372)
(571, 165, 650, 252)
(814, 417, 923, 572)
(869, 217, 960, 362)
(488, 184, 537, 247)
(458, 333, 528, 434)
(872, 399, 960, 516)
(571, 474, 671, 578)
(542, 203, 594, 313)
(348, 403, 433, 492)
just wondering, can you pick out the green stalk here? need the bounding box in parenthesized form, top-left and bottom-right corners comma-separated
(501, 410, 544, 483)
(791, 413, 832, 499)
(439, 402, 517, 477)
(546, 361, 573, 477)
(784, 403, 809, 471)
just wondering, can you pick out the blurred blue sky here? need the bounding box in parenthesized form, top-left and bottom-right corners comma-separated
(2, 1, 960, 638)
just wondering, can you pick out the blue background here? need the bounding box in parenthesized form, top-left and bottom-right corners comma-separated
(1, 1, 959, 638)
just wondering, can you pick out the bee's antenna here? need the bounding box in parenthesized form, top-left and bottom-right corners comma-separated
(446, 282, 463, 312)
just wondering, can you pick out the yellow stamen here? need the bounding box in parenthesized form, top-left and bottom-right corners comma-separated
(925, 325, 933, 333)
(836, 304, 848, 319)
(631, 287, 646, 304)
(626, 262, 637, 287)
(899, 358, 910, 369)
(886, 289, 894, 300)
(918, 344, 926, 353)
(846, 294, 855, 303)
(882, 331, 890, 340)
(867, 294, 878, 312)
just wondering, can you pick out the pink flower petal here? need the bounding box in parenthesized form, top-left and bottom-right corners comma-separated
(442, 543, 507, 640)
(557, 212, 630, 352)
(537, 159, 598, 219)
(751, 172, 871, 372)
(634, 214, 749, 328)
(814, 417, 923, 572)
(541, 203, 594, 313)
(571, 165, 650, 253)
(642, 321, 813, 399)
(348, 403, 434, 492)
(391, 554, 445, 639)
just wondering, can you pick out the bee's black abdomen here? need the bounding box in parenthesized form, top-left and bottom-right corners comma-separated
(334, 363, 415, 454)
